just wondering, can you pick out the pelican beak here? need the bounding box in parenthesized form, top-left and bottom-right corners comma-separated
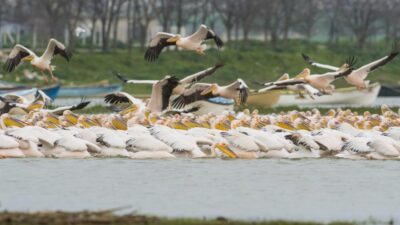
(112, 117, 127, 130)
(46, 113, 60, 125)
(167, 36, 180, 43)
(3, 116, 26, 128)
(27, 101, 44, 111)
(201, 85, 217, 95)
(65, 113, 79, 125)
(121, 105, 138, 115)
(22, 55, 34, 62)
(216, 143, 238, 159)
(276, 121, 296, 131)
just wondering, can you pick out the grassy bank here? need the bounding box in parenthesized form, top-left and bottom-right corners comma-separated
(2, 40, 399, 95)
(0, 211, 364, 225)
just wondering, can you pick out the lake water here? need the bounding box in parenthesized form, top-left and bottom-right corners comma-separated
(1, 158, 400, 223)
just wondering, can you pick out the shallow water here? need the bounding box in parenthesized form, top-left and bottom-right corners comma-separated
(1, 158, 400, 222)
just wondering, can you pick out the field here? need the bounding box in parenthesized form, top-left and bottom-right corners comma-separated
(2, 40, 400, 95)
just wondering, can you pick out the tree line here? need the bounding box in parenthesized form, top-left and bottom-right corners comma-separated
(0, 0, 399, 51)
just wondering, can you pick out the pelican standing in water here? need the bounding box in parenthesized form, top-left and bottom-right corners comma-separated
(145, 24, 223, 61)
(4, 39, 72, 83)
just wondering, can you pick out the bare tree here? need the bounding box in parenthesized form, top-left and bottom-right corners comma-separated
(98, 0, 125, 52)
(237, 0, 259, 41)
(136, 0, 156, 49)
(296, 0, 320, 40)
(214, 0, 238, 43)
(342, 0, 381, 49)
(64, 0, 86, 47)
(152, 0, 175, 31)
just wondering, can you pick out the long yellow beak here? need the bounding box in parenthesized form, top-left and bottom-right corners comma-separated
(167, 36, 180, 43)
(216, 144, 238, 159)
(3, 116, 27, 128)
(22, 55, 34, 62)
(120, 105, 138, 115)
(27, 101, 44, 111)
(65, 113, 79, 125)
(112, 117, 127, 130)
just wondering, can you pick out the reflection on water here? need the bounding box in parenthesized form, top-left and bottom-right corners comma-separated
(1, 158, 400, 222)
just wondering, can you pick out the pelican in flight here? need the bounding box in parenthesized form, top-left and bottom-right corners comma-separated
(145, 24, 223, 61)
(4, 39, 72, 82)
(262, 58, 355, 94)
(116, 64, 224, 112)
(171, 79, 249, 109)
(302, 46, 399, 89)
(258, 73, 323, 99)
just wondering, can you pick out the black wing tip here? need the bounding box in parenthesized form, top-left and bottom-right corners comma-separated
(345, 56, 357, 68)
(115, 73, 128, 83)
(214, 63, 225, 68)
(171, 96, 185, 109)
(214, 35, 224, 48)
(144, 47, 159, 62)
(301, 53, 313, 64)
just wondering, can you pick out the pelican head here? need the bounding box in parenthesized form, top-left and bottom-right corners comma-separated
(214, 142, 238, 159)
(295, 68, 311, 79)
(27, 100, 44, 112)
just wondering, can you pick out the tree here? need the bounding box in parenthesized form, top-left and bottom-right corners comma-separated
(214, 0, 238, 43)
(98, 0, 126, 52)
(342, 0, 381, 50)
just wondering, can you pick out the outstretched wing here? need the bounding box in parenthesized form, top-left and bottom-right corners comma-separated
(179, 63, 224, 86)
(42, 38, 72, 61)
(301, 53, 340, 71)
(144, 32, 177, 62)
(104, 92, 142, 105)
(49, 100, 91, 115)
(4, 44, 35, 72)
(356, 46, 399, 77)
(115, 73, 157, 84)
(171, 83, 215, 109)
(186, 24, 224, 48)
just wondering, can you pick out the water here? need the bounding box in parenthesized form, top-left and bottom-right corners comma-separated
(1, 158, 400, 222)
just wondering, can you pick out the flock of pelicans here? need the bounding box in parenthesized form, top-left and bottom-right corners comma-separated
(1, 24, 400, 160)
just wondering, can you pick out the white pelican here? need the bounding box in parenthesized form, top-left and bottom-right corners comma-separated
(258, 73, 323, 99)
(4, 39, 72, 82)
(285, 131, 321, 158)
(149, 125, 206, 158)
(115, 64, 224, 112)
(95, 132, 130, 157)
(171, 79, 249, 109)
(43, 136, 96, 158)
(145, 24, 223, 61)
(104, 92, 146, 115)
(5, 129, 44, 157)
(302, 48, 399, 89)
(0, 134, 25, 158)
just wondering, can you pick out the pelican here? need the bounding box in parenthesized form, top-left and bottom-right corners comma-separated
(115, 64, 224, 112)
(258, 73, 323, 99)
(0, 134, 25, 158)
(104, 92, 146, 115)
(145, 24, 223, 61)
(302, 47, 399, 89)
(171, 79, 249, 109)
(5, 129, 44, 157)
(149, 125, 206, 158)
(4, 39, 72, 82)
